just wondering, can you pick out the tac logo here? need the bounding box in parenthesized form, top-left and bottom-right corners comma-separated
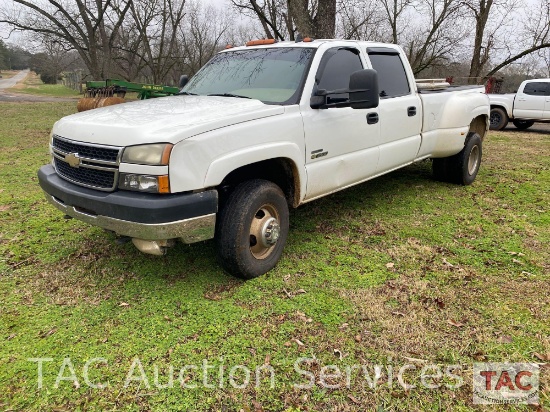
(473, 363, 539, 404)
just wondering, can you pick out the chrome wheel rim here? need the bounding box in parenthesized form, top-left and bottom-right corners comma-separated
(468, 145, 480, 175)
(249, 204, 280, 259)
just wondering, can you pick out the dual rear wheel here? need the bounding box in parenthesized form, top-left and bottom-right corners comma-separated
(432, 132, 482, 185)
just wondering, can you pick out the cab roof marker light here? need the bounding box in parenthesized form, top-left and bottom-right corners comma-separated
(295, 33, 314, 43)
(245, 39, 276, 47)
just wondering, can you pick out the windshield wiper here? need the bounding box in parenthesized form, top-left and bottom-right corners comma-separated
(179, 91, 198, 95)
(207, 93, 251, 99)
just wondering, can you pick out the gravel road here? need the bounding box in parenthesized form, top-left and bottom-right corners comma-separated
(0, 70, 78, 102)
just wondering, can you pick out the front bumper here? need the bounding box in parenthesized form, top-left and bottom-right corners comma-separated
(38, 164, 217, 243)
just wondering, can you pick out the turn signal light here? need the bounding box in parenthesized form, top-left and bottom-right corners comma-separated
(158, 175, 170, 193)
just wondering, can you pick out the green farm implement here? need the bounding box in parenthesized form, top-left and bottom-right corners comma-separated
(77, 79, 182, 112)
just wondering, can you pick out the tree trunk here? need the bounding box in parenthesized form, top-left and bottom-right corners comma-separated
(468, 0, 493, 83)
(313, 0, 336, 38)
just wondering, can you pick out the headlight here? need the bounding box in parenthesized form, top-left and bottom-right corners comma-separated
(119, 173, 170, 193)
(121, 143, 173, 165)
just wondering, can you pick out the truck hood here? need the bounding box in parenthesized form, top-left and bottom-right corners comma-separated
(53, 95, 285, 146)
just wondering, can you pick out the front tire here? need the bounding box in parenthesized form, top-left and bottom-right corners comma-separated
(512, 119, 534, 130)
(432, 133, 482, 185)
(489, 107, 508, 130)
(215, 179, 289, 279)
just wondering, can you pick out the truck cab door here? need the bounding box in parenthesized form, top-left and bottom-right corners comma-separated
(514, 81, 547, 119)
(544, 82, 550, 119)
(366, 48, 422, 174)
(301, 45, 381, 201)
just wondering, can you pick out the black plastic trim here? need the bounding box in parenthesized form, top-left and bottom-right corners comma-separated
(367, 47, 400, 55)
(38, 164, 218, 224)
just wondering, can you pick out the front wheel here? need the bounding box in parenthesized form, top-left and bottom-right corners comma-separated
(512, 119, 534, 130)
(489, 107, 508, 130)
(215, 179, 289, 279)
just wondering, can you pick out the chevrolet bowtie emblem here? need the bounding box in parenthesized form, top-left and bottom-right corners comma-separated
(65, 153, 81, 168)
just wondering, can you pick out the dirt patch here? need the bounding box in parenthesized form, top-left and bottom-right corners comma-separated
(341, 269, 550, 360)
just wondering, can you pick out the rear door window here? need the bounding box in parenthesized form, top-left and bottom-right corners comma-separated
(367, 48, 410, 98)
(522, 82, 549, 96)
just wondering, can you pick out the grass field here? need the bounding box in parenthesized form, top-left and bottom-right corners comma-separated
(0, 70, 19, 80)
(6, 71, 80, 98)
(0, 102, 548, 411)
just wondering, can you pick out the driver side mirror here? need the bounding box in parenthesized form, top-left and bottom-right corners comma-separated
(349, 69, 379, 109)
(309, 69, 379, 109)
(179, 75, 189, 89)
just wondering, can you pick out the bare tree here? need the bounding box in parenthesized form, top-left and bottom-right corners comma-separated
(126, 0, 187, 84)
(230, 0, 290, 40)
(177, 3, 231, 77)
(405, 0, 465, 74)
(463, 0, 519, 81)
(484, 0, 550, 77)
(231, 0, 337, 40)
(289, 0, 337, 38)
(538, 48, 550, 77)
(338, 0, 387, 40)
(0, 0, 132, 79)
(379, 0, 415, 43)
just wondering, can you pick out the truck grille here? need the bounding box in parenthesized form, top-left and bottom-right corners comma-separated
(54, 158, 116, 189)
(53, 136, 119, 162)
(51, 135, 122, 191)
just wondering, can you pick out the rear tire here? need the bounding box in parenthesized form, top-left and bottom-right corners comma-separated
(215, 179, 289, 279)
(489, 107, 508, 130)
(432, 158, 450, 182)
(432, 133, 482, 185)
(512, 119, 534, 130)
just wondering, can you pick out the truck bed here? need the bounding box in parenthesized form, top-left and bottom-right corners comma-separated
(418, 85, 485, 94)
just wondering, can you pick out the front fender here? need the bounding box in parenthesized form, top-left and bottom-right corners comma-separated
(169, 109, 306, 198)
(205, 142, 306, 201)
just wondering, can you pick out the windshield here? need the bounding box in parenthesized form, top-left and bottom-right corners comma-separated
(181, 47, 315, 105)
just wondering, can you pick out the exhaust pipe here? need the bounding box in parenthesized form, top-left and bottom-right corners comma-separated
(131, 238, 175, 256)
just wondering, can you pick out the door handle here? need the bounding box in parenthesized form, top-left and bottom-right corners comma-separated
(367, 112, 379, 124)
(408, 106, 417, 116)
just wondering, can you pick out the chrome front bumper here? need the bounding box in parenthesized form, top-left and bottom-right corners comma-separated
(45, 194, 216, 243)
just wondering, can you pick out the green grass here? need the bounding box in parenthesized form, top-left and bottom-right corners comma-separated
(7, 71, 80, 98)
(0, 102, 548, 411)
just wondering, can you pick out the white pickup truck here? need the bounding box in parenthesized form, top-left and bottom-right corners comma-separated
(38, 39, 489, 279)
(489, 78, 550, 130)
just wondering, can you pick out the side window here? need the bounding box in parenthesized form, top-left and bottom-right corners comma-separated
(315, 48, 363, 104)
(522, 82, 548, 96)
(367, 51, 410, 98)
